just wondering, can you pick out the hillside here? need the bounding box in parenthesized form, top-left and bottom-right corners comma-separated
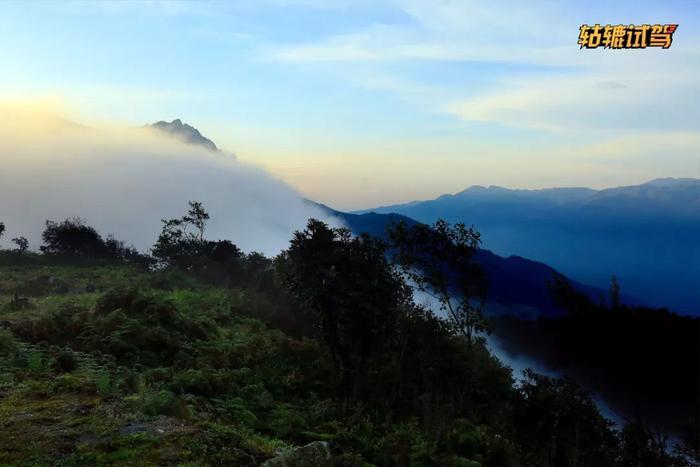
(1, 209, 695, 466)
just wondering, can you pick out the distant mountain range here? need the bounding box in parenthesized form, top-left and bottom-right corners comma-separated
(314, 202, 628, 318)
(148, 119, 219, 152)
(356, 178, 700, 314)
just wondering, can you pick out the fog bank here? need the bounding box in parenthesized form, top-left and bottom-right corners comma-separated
(0, 106, 340, 255)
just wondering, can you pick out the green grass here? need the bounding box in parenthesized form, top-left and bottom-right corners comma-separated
(0, 264, 344, 466)
(0, 262, 641, 467)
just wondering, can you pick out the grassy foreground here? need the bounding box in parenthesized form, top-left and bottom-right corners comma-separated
(0, 246, 693, 466)
(0, 262, 514, 466)
(0, 264, 340, 466)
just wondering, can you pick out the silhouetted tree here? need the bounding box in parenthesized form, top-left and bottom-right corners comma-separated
(388, 219, 487, 344)
(39, 218, 150, 266)
(0, 222, 5, 243)
(540, 274, 700, 455)
(183, 201, 210, 241)
(152, 202, 209, 269)
(11, 236, 29, 253)
(152, 201, 242, 282)
(279, 219, 410, 395)
(515, 369, 619, 467)
(618, 419, 689, 467)
(41, 218, 108, 258)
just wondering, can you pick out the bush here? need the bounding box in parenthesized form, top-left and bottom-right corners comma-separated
(40, 218, 151, 266)
(0, 328, 18, 356)
(46, 373, 92, 395)
(52, 348, 79, 373)
(267, 404, 308, 440)
(130, 389, 191, 419)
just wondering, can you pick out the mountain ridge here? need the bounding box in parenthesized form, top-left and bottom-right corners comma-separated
(353, 178, 700, 314)
(357, 178, 699, 215)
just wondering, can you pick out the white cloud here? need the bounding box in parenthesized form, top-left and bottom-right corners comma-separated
(0, 105, 341, 255)
(271, 0, 700, 135)
(448, 44, 700, 131)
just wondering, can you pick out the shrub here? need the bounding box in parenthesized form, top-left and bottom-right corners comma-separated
(46, 373, 91, 395)
(131, 389, 191, 419)
(0, 328, 18, 356)
(267, 404, 308, 440)
(217, 397, 258, 427)
(40, 218, 151, 266)
(52, 348, 78, 373)
(27, 349, 48, 374)
(95, 371, 112, 396)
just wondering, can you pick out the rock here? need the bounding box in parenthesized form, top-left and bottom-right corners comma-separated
(262, 441, 332, 467)
(119, 416, 189, 437)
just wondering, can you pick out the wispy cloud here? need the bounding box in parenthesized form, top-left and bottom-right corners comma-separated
(271, 0, 700, 135)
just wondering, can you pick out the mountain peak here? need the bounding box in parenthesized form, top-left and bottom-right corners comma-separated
(148, 119, 219, 152)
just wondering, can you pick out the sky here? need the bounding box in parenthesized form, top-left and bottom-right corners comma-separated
(1, 0, 699, 210)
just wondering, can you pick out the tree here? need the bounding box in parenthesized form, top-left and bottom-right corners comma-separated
(609, 275, 621, 310)
(0, 222, 5, 241)
(515, 369, 620, 467)
(619, 418, 690, 467)
(153, 202, 210, 269)
(152, 201, 242, 282)
(41, 218, 107, 258)
(12, 236, 29, 253)
(388, 219, 487, 344)
(279, 219, 410, 394)
(183, 201, 210, 241)
(39, 218, 150, 266)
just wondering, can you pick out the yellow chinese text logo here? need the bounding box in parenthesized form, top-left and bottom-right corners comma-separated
(578, 24, 678, 49)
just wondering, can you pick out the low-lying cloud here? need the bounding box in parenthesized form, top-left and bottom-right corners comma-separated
(0, 105, 341, 255)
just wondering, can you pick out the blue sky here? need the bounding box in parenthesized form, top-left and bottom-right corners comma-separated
(1, 0, 698, 209)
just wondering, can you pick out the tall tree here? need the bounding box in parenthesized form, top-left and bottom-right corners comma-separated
(152, 201, 210, 269)
(279, 219, 410, 394)
(183, 201, 210, 241)
(388, 219, 487, 344)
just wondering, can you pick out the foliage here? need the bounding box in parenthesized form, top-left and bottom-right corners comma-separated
(388, 219, 488, 344)
(0, 207, 692, 466)
(546, 274, 699, 437)
(151, 201, 242, 284)
(11, 235, 29, 252)
(514, 369, 620, 466)
(40, 217, 151, 267)
(279, 219, 410, 395)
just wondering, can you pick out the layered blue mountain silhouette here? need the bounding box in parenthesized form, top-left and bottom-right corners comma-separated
(356, 178, 700, 315)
